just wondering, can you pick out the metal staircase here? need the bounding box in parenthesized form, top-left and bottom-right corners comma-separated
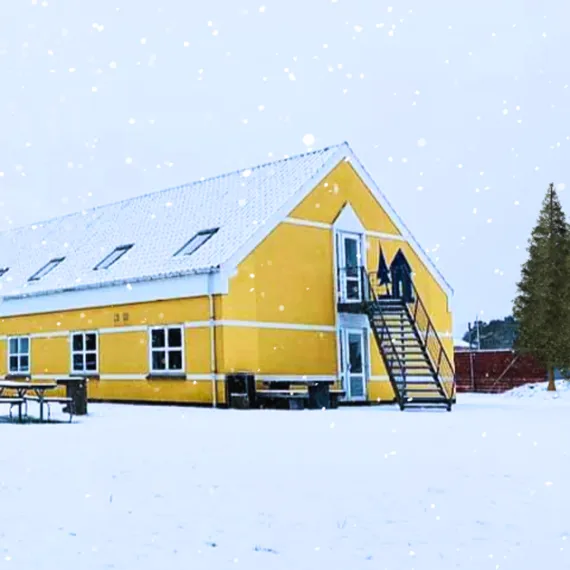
(361, 269, 456, 411)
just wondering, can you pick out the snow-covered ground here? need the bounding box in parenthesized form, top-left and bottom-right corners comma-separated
(1, 388, 569, 570)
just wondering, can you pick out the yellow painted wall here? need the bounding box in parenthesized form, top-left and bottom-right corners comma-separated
(0, 340, 5, 373)
(0, 296, 209, 336)
(217, 223, 335, 326)
(99, 332, 147, 375)
(219, 327, 336, 375)
(290, 160, 402, 235)
(32, 337, 69, 376)
(88, 379, 226, 405)
(0, 297, 217, 405)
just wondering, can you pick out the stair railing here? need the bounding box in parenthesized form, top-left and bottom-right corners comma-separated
(361, 268, 407, 408)
(406, 280, 456, 401)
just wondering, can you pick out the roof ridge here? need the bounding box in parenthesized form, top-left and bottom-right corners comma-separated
(0, 142, 349, 236)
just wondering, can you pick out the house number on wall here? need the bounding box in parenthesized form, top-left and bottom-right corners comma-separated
(113, 312, 130, 325)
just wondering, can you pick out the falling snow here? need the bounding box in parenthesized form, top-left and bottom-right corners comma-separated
(1, 0, 568, 339)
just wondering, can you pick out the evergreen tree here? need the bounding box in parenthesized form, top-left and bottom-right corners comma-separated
(513, 183, 570, 391)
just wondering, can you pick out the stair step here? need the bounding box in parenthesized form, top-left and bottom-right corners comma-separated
(403, 388, 444, 394)
(396, 380, 439, 385)
(403, 399, 449, 405)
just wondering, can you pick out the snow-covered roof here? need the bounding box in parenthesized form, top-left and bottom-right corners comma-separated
(0, 141, 452, 302)
(0, 144, 344, 300)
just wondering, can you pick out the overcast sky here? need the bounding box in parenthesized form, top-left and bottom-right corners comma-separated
(1, 0, 569, 336)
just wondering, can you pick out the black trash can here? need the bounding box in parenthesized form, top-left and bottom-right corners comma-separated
(308, 383, 331, 409)
(57, 377, 88, 415)
(225, 372, 256, 409)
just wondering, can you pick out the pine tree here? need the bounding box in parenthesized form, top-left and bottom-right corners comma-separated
(513, 183, 570, 391)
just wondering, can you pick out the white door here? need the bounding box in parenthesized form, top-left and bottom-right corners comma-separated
(337, 233, 362, 303)
(339, 329, 367, 401)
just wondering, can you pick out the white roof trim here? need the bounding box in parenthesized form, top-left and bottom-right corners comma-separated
(0, 271, 229, 318)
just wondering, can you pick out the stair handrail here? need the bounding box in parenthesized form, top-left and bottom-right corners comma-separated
(360, 268, 407, 408)
(407, 280, 456, 401)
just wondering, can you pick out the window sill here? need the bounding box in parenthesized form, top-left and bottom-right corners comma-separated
(5, 373, 31, 380)
(146, 373, 187, 381)
(70, 373, 100, 380)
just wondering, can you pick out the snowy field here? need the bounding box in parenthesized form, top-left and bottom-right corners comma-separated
(1, 386, 570, 570)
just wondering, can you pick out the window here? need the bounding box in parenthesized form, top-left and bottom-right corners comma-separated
(94, 244, 134, 270)
(174, 228, 218, 257)
(149, 326, 184, 373)
(8, 336, 30, 374)
(71, 332, 98, 374)
(29, 257, 65, 281)
(0, 268, 9, 278)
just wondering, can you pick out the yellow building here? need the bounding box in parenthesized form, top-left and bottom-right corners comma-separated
(0, 143, 455, 410)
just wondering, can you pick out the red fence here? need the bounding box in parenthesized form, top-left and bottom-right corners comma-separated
(454, 349, 546, 393)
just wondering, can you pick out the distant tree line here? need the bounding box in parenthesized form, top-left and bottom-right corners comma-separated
(462, 316, 518, 350)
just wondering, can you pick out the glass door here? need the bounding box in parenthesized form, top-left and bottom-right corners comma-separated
(337, 233, 362, 302)
(339, 329, 367, 401)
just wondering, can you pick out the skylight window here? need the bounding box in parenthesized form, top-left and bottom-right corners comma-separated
(174, 228, 218, 257)
(29, 257, 65, 282)
(0, 268, 9, 278)
(94, 244, 134, 270)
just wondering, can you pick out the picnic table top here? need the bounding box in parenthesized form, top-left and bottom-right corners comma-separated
(0, 380, 58, 390)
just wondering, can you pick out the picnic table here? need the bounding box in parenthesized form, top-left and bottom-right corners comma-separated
(0, 380, 63, 422)
(256, 378, 344, 409)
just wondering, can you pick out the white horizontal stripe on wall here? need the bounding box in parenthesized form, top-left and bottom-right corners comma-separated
(98, 325, 148, 335)
(184, 320, 336, 332)
(365, 230, 406, 242)
(100, 374, 148, 381)
(25, 373, 338, 382)
(29, 331, 69, 339)
(30, 374, 61, 380)
(0, 323, 452, 340)
(283, 217, 332, 230)
(283, 217, 407, 243)
(259, 374, 337, 382)
(210, 320, 337, 332)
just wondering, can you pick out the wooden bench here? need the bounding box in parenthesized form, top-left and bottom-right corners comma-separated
(0, 397, 26, 421)
(255, 389, 309, 409)
(24, 396, 74, 423)
(256, 380, 342, 410)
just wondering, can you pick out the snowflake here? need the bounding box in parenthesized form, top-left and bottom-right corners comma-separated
(302, 134, 315, 146)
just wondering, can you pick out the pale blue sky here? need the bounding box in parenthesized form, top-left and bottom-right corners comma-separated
(1, 0, 569, 336)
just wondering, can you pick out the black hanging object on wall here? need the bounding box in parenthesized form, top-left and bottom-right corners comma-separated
(390, 249, 413, 302)
(377, 245, 391, 287)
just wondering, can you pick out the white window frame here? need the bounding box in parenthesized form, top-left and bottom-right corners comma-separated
(70, 331, 99, 374)
(8, 336, 31, 375)
(148, 325, 185, 374)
